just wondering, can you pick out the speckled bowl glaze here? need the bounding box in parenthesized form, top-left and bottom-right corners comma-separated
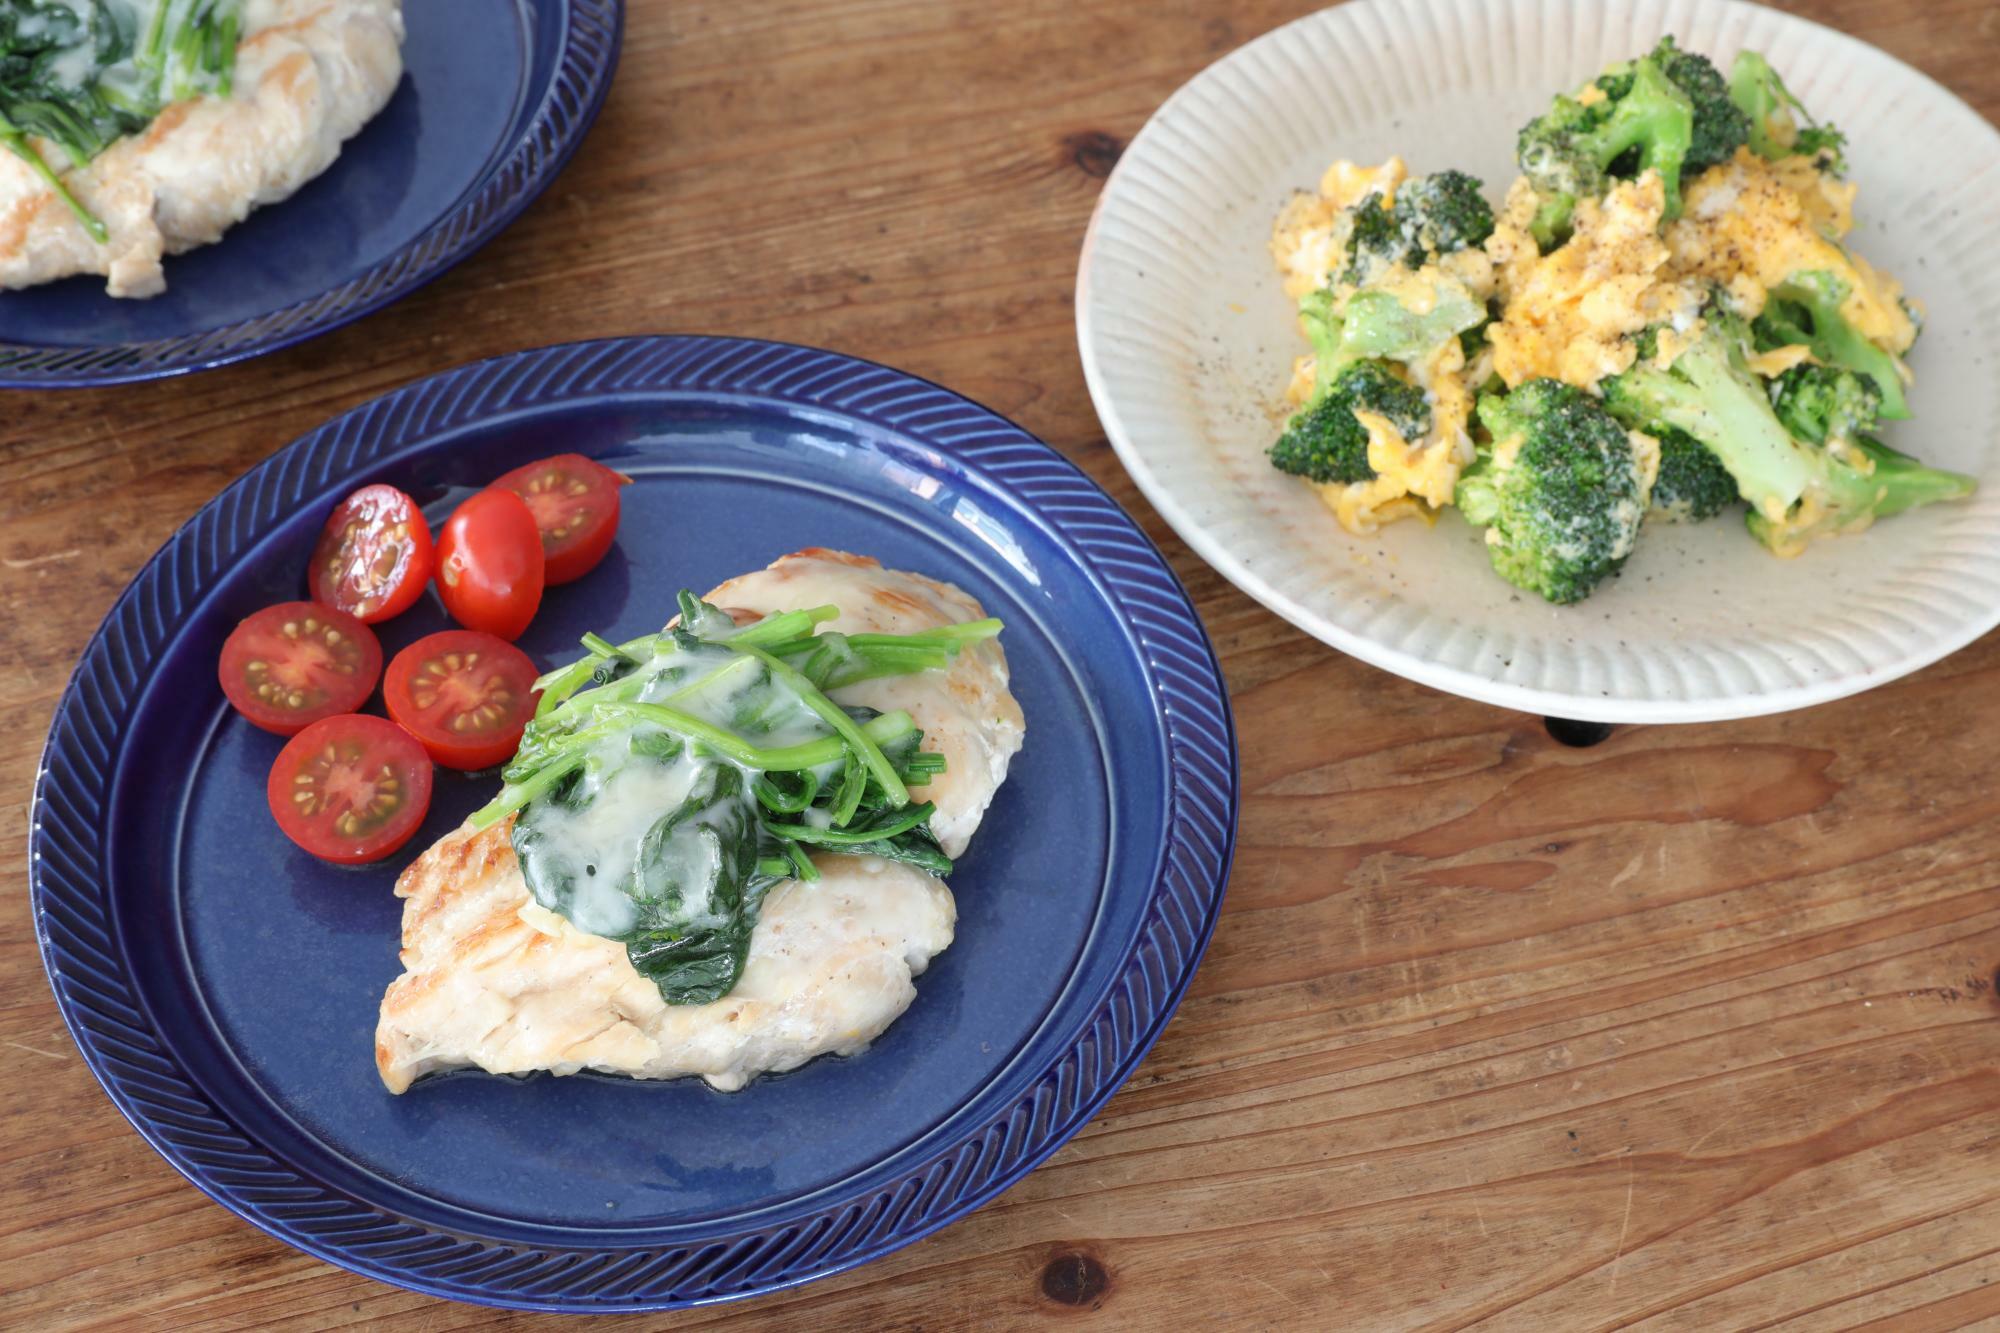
(1078, 0, 2000, 722)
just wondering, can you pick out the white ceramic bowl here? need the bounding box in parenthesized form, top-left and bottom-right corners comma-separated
(1077, 0, 2000, 722)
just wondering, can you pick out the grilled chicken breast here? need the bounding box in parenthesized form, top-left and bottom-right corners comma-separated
(0, 0, 405, 298)
(375, 551, 1023, 1092)
(376, 829, 955, 1093)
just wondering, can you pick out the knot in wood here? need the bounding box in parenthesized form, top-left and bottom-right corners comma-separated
(1040, 1248, 1110, 1306)
(1065, 131, 1125, 179)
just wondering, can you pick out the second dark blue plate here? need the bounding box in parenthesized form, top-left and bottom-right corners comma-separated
(32, 337, 1237, 1311)
(0, 0, 621, 386)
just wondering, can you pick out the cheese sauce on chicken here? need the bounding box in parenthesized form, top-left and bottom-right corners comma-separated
(0, 0, 404, 297)
(375, 551, 1024, 1093)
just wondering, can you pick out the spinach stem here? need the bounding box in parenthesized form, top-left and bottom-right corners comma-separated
(467, 750, 587, 830)
(0, 124, 106, 241)
(726, 605, 838, 646)
(767, 802, 939, 847)
(734, 643, 908, 806)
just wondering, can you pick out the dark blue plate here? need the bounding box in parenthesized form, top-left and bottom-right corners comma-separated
(0, 1, 621, 387)
(31, 337, 1237, 1312)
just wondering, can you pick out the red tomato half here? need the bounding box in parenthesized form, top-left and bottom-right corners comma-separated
(308, 484, 435, 623)
(435, 488, 544, 640)
(490, 453, 628, 585)
(384, 630, 541, 770)
(267, 714, 433, 864)
(218, 602, 382, 735)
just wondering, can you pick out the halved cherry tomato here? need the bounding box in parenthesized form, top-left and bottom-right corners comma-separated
(490, 454, 628, 585)
(218, 602, 383, 735)
(384, 630, 541, 770)
(266, 714, 433, 864)
(435, 488, 544, 640)
(308, 484, 435, 623)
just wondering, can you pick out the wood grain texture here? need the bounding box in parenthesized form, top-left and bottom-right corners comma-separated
(5, 0, 2000, 1327)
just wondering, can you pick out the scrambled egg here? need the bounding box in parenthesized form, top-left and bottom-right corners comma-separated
(1668, 148, 1916, 358)
(1270, 158, 1492, 534)
(1316, 330, 1480, 533)
(1271, 157, 1408, 301)
(1265, 134, 1925, 550)
(1486, 173, 1703, 390)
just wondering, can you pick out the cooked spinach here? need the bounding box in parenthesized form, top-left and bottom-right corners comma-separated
(480, 591, 1002, 1006)
(0, 0, 241, 241)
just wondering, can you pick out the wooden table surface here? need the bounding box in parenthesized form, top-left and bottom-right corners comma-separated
(7, 1, 2000, 1328)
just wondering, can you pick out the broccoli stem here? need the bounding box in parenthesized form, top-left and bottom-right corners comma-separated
(1746, 436, 1976, 552)
(1588, 61, 1696, 216)
(1853, 438, 1977, 518)
(1767, 273, 1912, 420)
(1730, 52, 1787, 156)
(1608, 335, 1816, 516)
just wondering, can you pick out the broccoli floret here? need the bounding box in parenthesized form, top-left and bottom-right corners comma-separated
(1753, 270, 1912, 419)
(1394, 170, 1497, 257)
(1340, 193, 1405, 286)
(1340, 171, 1495, 284)
(1649, 423, 1741, 521)
(1517, 37, 1748, 246)
(1755, 364, 1969, 549)
(1792, 125, 1847, 174)
(1456, 379, 1652, 604)
(1268, 361, 1432, 484)
(1729, 50, 1846, 172)
(1603, 312, 1971, 553)
(1767, 362, 1881, 447)
(1651, 37, 1751, 176)
(1299, 282, 1487, 381)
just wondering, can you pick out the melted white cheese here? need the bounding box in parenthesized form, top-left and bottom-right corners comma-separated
(0, 0, 405, 297)
(521, 740, 716, 939)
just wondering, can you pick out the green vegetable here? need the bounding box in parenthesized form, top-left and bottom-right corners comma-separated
(1753, 270, 1913, 420)
(1339, 169, 1495, 286)
(1767, 362, 1882, 448)
(0, 0, 242, 241)
(1647, 422, 1741, 522)
(1746, 434, 1976, 555)
(1267, 360, 1431, 485)
(1457, 378, 1653, 604)
(1267, 170, 1492, 493)
(1602, 310, 1818, 514)
(1516, 36, 1748, 246)
(1728, 50, 1846, 173)
(1750, 361, 1972, 551)
(1649, 36, 1749, 180)
(1602, 312, 1972, 555)
(1293, 276, 1484, 393)
(490, 591, 1002, 1006)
